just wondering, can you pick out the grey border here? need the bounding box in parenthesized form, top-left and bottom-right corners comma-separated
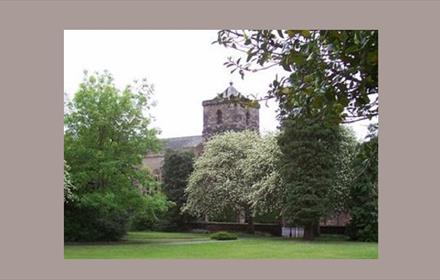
(1, 0, 440, 279)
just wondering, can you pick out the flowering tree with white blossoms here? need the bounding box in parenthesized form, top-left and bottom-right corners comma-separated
(183, 130, 284, 233)
(64, 160, 76, 204)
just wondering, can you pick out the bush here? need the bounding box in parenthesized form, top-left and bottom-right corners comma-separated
(210, 231, 238, 240)
(65, 188, 172, 242)
(130, 193, 171, 231)
(64, 192, 130, 242)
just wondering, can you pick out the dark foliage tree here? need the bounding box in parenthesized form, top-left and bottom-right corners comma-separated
(346, 130, 378, 242)
(161, 150, 196, 230)
(215, 30, 378, 126)
(278, 118, 340, 240)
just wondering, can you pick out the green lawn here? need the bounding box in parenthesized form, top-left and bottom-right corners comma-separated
(64, 231, 378, 259)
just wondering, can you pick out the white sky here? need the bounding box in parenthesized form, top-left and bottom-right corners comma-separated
(64, 30, 371, 141)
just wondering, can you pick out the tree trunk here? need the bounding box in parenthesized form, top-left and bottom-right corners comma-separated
(237, 209, 246, 224)
(313, 222, 321, 237)
(247, 215, 255, 234)
(303, 224, 314, 240)
(245, 209, 255, 234)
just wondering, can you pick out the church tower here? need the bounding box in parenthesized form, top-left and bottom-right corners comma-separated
(202, 82, 260, 140)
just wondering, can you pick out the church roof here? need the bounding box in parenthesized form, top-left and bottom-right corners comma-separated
(162, 135, 203, 150)
(221, 82, 240, 98)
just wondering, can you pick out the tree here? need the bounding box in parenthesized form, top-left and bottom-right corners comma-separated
(64, 71, 169, 241)
(215, 30, 378, 126)
(277, 117, 340, 240)
(64, 160, 76, 204)
(161, 150, 196, 230)
(183, 131, 284, 233)
(64, 71, 161, 190)
(346, 130, 378, 242)
(326, 126, 358, 215)
(215, 30, 378, 240)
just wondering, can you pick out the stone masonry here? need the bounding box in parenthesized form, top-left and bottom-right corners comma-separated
(202, 96, 260, 140)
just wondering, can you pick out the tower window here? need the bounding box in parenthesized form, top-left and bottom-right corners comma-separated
(217, 109, 223, 124)
(246, 111, 250, 125)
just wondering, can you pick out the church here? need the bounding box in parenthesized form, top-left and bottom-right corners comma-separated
(142, 83, 350, 228)
(142, 82, 260, 179)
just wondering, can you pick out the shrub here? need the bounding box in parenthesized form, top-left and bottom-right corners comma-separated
(64, 192, 130, 242)
(210, 231, 238, 240)
(129, 192, 171, 231)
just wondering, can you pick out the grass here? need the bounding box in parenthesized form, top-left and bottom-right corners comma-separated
(64, 231, 378, 259)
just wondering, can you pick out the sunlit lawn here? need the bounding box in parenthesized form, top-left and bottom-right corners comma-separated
(64, 231, 378, 259)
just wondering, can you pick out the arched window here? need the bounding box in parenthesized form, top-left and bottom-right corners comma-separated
(246, 111, 250, 125)
(217, 109, 223, 124)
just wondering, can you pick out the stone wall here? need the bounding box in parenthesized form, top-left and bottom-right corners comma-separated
(320, 212, 351, 226)
(187, 221, 281, 236)
(143, 145, 202, 180)
(186, 222, 347, 236)
(142, 153, 165, 179)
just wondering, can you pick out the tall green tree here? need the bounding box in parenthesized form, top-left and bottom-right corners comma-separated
(64, 71, 168, 241)
(215, 30, 378, 126)
(161, 150, 196, 230)
(278, 118, 340, 240)
(64, 71, 160, 191)
(183, 131, 284, 233)
(346, 130, 378, 242)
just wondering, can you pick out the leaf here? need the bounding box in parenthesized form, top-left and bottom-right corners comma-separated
(239, 69, 245, 80)
(291, 53, 305, 66)
(304, 74, 314, 83)
(286, 30, 301, 38)
(367, 51, 378, 64)
(281, 61, 291, 71)
(305, 86, 314, 95)
(246, 51, 254, 62)
(301, 30, 311, 38)
(277, 30, 285, 38)
(280, 87, 291, 95)
(354, 32, 360, 45)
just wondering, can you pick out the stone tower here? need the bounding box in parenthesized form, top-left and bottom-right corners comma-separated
(202, 82, 260, 140)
